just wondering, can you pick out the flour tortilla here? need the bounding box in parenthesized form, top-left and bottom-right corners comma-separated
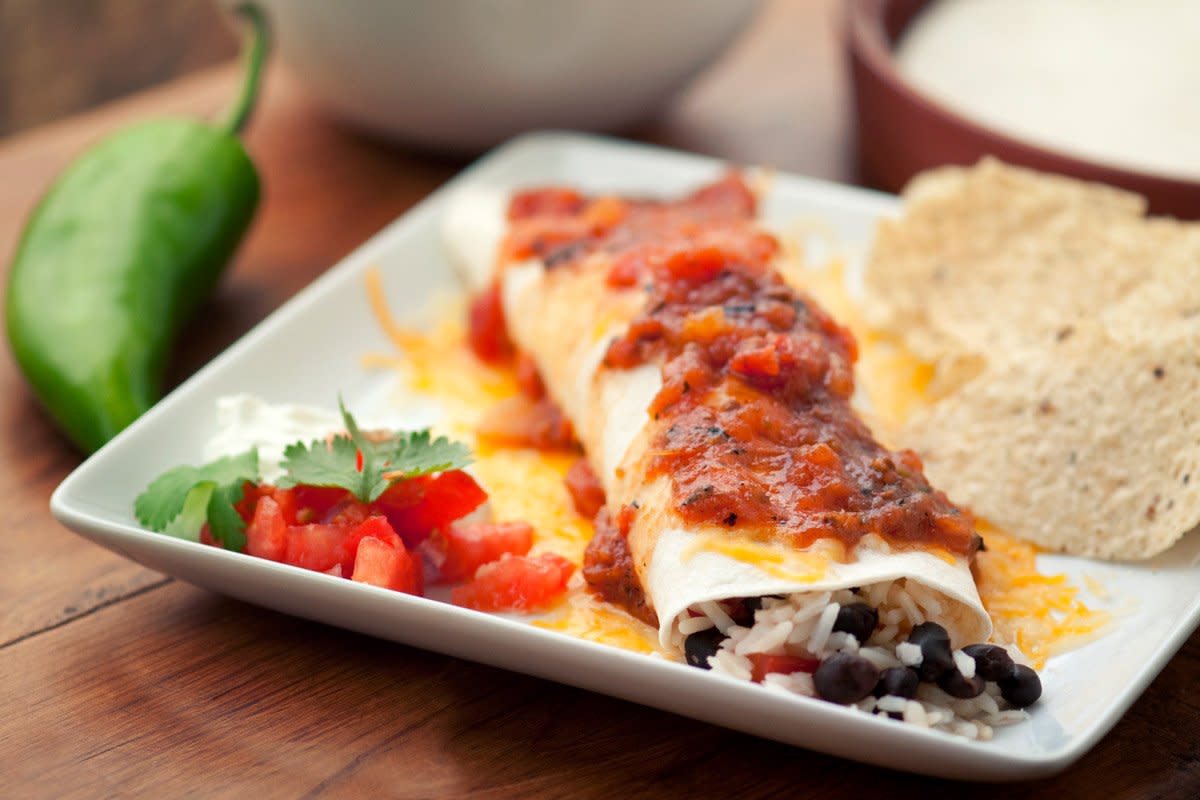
(443, 184, 991, 646)
(865, 160, 1200, 559)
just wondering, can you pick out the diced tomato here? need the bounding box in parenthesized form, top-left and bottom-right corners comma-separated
(468, 281, 513, 363)
(292, 485, 350, 523)
(284, 523, 350, 572)
(272, 487, 299, 526)
(323, 498, 371, 527)
(245, 495, 287, 561)
(351, 536, 423, 595)
(508, 187, 585, 220)
(563, 459, 605, 519)
(280, 514, 406, 577)
(375, 470, 488, 548)
(581, 196, 628, 233)
(235, 483, 269, 523)
(607, 252, 644, 288)
(683, 172, 757, 217)
(451, 552, 575, 612)
(747, 653, 820, 683)
(729, 336, 783, 379)
(476, 395, 577, 451)
(660, 245, 732, 285)
(647, 344, 710, 417)
(338, 515, 402, 576)
(515, 352, 545, 399)
(435, 520, 534, 583)
(615, 503, 638, 535)
(235, 484, 299, 526)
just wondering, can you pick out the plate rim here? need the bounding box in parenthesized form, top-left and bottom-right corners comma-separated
(49, 129, 1200, 782)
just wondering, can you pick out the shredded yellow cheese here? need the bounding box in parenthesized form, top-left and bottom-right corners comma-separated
(973, 525, 1111, 668)
(472, 449, 593, 564)
(364, 269, 517, 438)
(366, 260, 1112, 663)
(365, 271, 600, 609)
(532, 590, 665, 656)
(680, 533, 835, 583)
(784, 251, 1112, 667)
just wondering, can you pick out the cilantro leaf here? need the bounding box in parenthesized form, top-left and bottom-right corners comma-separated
(162, 483, 215, 542)
(278, 434, 367, 497)
(277, 399, 471, 503)
(376, 429, 473, 481)
(209, 482, 251, 552)
(134, 449, 258, 550)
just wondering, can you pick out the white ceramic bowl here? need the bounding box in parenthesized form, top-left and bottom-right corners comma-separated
(244, 0, 762, 151)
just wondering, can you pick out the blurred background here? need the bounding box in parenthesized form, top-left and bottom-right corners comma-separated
(0, 0, 237, 137)
(1, 0, 1196, 215)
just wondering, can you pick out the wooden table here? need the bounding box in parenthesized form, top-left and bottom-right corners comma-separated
(2, 2, 1196, 796)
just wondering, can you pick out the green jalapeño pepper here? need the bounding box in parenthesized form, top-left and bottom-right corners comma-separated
(5, 5, 268, 453)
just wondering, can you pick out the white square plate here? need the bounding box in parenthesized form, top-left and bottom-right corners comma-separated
(51, 132, 1200, 781)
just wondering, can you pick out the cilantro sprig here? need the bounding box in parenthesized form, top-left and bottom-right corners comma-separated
(277, 398, 471, 503)
(134, 399, 472, 551)
(134, 448, 259, 551)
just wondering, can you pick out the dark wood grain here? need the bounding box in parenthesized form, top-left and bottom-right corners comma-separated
(4, 582, 1198, 799)
(1, 0, 1197, 796)
(0, 0, 238, 136)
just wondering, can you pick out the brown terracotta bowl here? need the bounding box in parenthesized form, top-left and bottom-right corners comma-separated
(845, 0, 1200, 219)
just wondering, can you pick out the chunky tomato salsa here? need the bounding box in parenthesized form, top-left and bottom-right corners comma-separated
(496, 175, 978, 559)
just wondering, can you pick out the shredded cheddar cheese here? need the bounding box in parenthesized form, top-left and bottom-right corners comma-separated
(364, 269, 517, 437)
(365, 258, 1112, 663)
(784, 251, 1112, 667)
(974, 525, 1111, 668)
(365, 271, 602, 615)
(680, 533, 835, 583)
(533, 590, 666, 656)
(472, 449, 593, 564)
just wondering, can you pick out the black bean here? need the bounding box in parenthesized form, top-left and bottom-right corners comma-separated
(907, 622, 954, 681)
(938, 669, 986, 698)
(814, 653, 880, 704)
(683, 627, 726, 669)
(999, 664, 1042, 708)
(873, 666, 919, 699)
(734, 596, 765, 624)
(833, 602, 879, 643)
(962, 643, 1015, 682)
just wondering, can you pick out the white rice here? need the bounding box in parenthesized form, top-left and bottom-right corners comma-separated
(691, 578, 1031, 739)
(875, 694, 908, 714)
(954, 649, 977, 679)
(896, 590, 924, 627)
(857, 646, 901, 670)
(871, 624, 899, 646)
(698, 600, 737, 633)
(825, 631, 859, 655)
(734, 619, 794, 656)
(678, 614, 716, 636)
(808, 602, 840, 654)
(710, 647, 752, 681)
(896, 642, 924, 667)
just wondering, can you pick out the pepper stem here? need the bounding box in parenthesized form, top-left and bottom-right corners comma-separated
(222, 3, 270, 136)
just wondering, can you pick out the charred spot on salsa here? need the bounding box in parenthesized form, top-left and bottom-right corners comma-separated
(495, 174, 978, 560)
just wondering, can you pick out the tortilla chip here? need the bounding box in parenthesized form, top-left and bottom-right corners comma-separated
(866, 159, 1149, 389)
(864, 159, 1200, 559)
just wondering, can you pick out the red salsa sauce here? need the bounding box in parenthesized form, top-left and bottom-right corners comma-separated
(501, 175, 978, 560)
(582, 505, 658, 626)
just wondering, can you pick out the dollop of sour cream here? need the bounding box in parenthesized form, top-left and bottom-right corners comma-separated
(204, 395, 345, 483)
(896, 0, 1200, 181)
